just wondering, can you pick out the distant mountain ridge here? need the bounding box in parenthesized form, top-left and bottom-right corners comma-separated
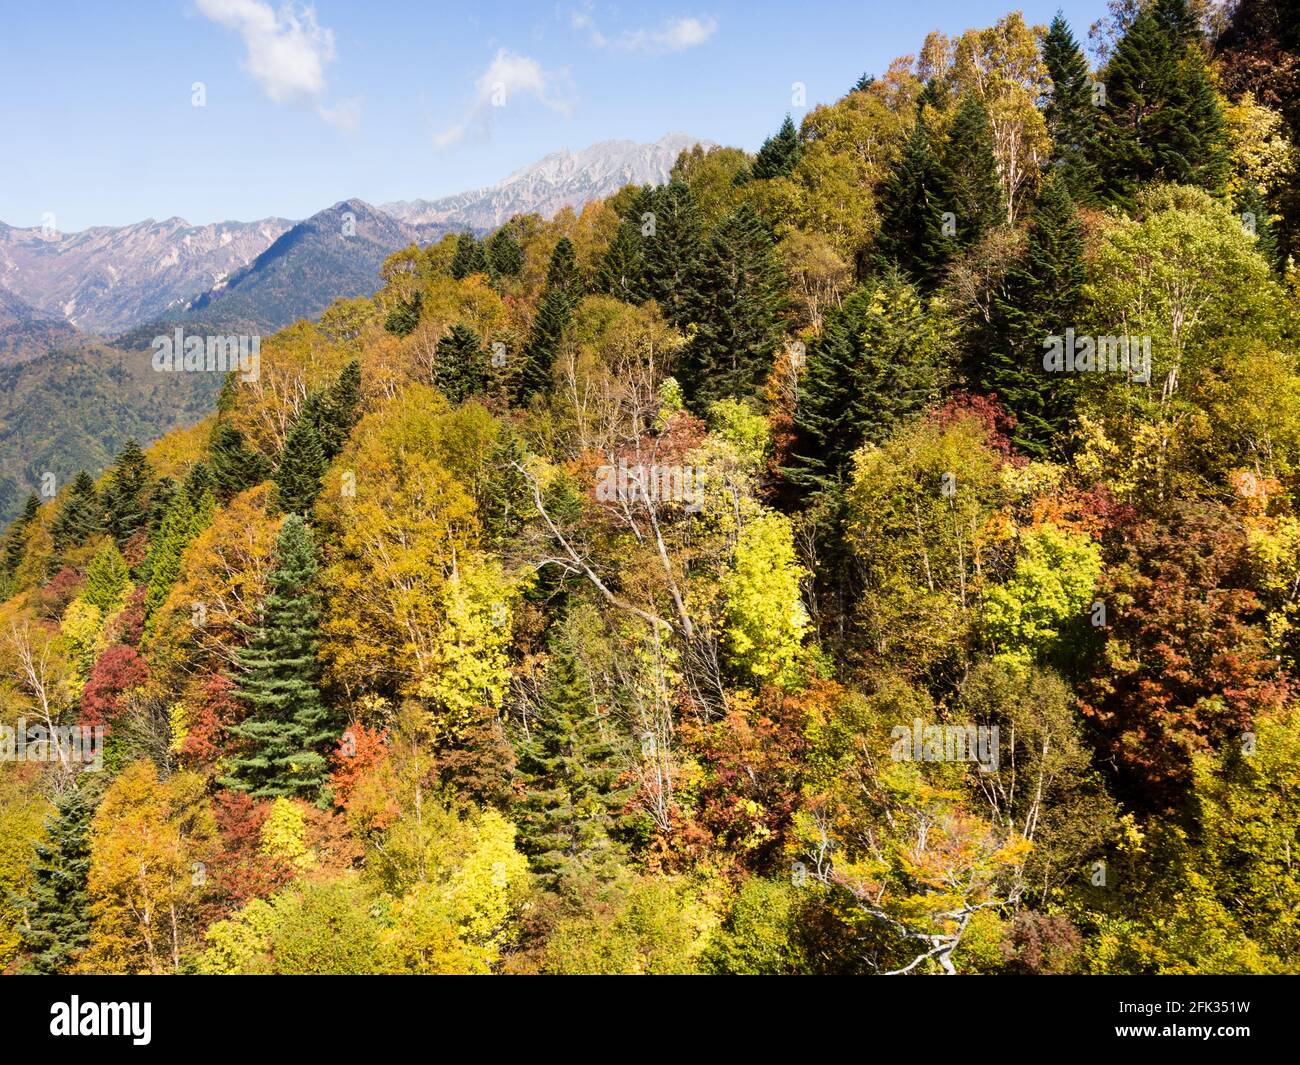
(382, 133, 713, 229)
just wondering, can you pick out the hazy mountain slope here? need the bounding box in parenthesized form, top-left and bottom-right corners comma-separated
(0, 286, 87, 367)
(0, 216, 291, 336)
(383, 133, 712, 229)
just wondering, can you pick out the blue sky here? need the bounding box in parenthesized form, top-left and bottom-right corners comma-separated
(0, 1, 1112, 231)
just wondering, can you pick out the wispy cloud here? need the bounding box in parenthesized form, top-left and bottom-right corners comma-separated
(196, 0, 357, 128)
(435, 49, 573, 149)
(570, 5, 718, 54)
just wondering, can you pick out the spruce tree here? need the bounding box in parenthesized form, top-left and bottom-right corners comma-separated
(142, 486, 215, 620)
(222, 515, 333, 801)
(210, 423, 270, 499)
(751, 115, 803, 180)
(518, 237, 581, 402)
(450, 232, 489, 279)
(486, 227, 524, 277)
(384, 290, 423, 337)
(1098, 0, 1230, 206)
(51, 472, 103, 553)
(595, 216, 647, 302)
(641, 180, 703, 329)
(678, 202, 786, 412)
(99, 438, 152, 546)
(515, 625, 629, 883)
(434, 322, 487, 403)
(82, 540, 130, 614)
(1237, 184, 1281, 271)
(13, 785, 96, 974)
(273, 416, 327, 516)
(1042, 13, 1101, 203)
(2, 493, 39, 575)
(941, 92, 1005, 246)
(302, 359, 361, 459)
(979, 175, 1086, 456)
(875, 116, 954, 291)
(784, 270, 952, 495)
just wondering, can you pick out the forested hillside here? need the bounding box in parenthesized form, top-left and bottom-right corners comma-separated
(3, 0, 1299, 976)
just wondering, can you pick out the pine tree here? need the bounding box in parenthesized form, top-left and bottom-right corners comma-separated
(486, 227, 524, 277)
(941, 92, 1006, 244)
(51, 471, 103, 553)
(852, 73, 876, 94)
(99, 438, 153, 546)
(518, 237, 581, 402)
(784, 270, 953, 494)
(2, 493, 39, 575)
(515, 625, 629, 883)
(450, 232, 489, 280)
(979, 175, 1086, 456)
(641, 180, 703, 329)
(875, 116, 954, 291)
(1042, 13, 1101, 203)
(751, 115, 803, 180)
(273, 416, 327, 516)
(1237, 183, 1281, 271)
(595, 216, 647, 302)
(13, 785, 96, 974)
(679, 202, 786, 412)
(1098, 0, 1230, 206)
(434, 323, 487, 403)
(182, 461, 216, 507)
(210, 423, 270, 499)
(385, 290, 423, 337)
(82, 540, 130, 614)
(222, 515, 334, 800)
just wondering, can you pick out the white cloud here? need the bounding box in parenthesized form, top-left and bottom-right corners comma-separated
(197, 0, 357, 127)
(570, 6, 717, 54)
(434, 49, 573, 149)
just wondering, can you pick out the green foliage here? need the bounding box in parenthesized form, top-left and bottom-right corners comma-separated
(486, 227, 525, 278)
(52, 471, 104, 554)
(518, 237, 581, 402)
(751, 115, 803, 181)
(273, 415, 327, 516)
(99, 438, 153, 546)
(434, 323, 487, 404)
(209, 423, 270, 499)
(1042, 13, 1101, 202)
(875, 117, 953, 291)
(82, 540, 130, 615)
(450, 232, 489, 280)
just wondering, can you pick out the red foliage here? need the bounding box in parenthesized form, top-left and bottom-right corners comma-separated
(79, 644, 148, 727)
(180, 674, 242, 769)
(201, 791, 293, 918)
(329, 723, 391, 811)
(37, 566, 84, 620)
(108, 585, 147, 647)
(930, 391, 1019, 461)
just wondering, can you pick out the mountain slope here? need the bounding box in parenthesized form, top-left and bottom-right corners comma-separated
(383, 133, 712, 230)
(0, 286, 87, 367)
(0, 216, 291, 336)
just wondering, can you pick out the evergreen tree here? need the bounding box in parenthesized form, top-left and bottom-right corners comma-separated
(51, 472, 103, 553)
(875, 117, 954, 291)
(222, 516, 333, 800)
(751, 115, 803, 180)
(482, 432, 531, 548)
(13, 785, 96, 974)
(450, 232, 489, 280)
(679, 202, 786, 412)
(2, 493, 39, 575)
(82, 540, 130, 614)
(515, 625, 629, 883)
(142, 487, 215, 619)
(852, 73, 876, 94)
(1098, 0, 1230, 206)
(147, 476, 177, 531)
(486, 227, 525, 277)
(273, 416, 327, 516)
(210, 423, 270, 499)
(1042, 13, 1101, 202)
(979, 175, 1086, 456)
(784, 270, 953, 494)
(1237, 184, 1281, 271)
(302, 359, 362, 459)
(384, 290, 423, 337)
(434, 323, 487, 403)
(941, 92, 1005, 245)
(595, 216, 647, 302)
(99, 438, 152, 546)
(641, 180, 703, 329)
(518, 237, 581, 402)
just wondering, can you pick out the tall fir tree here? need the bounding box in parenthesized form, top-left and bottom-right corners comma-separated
(142, 485, 215, 620)
(302, 359, 362, 459)
(515, 624, 629, 884)
(784, 270, 953, 495)
(450, 232, 489, 279)
(1098, 0, 1230, 207)
(222, 515, 334, 800)
(641, 180, 703, 329)
(434, 323, 488, 403)
(941, 92, 1006, 244)
(978, 175, 1086, 456)
(13, 784, 96, 974)
(51, 472, 103, 553)
(1042, 13, 1102, 203)
(384, 290, 423, 337)
(99, 438, 153, 546)
(486, 226, 525, 277)
(82, 540, 130, 614)
(1237, 184, 1281, 271)
(874, 116, 954, 291)
(595, 216, 647, 302)
(751, 115, 803, 180)
(2, 493, 40, 575)
(679, 202, 786, 412)
(210, 423, 271, 499)
(273, 416, 327, 516)
(518, 237, 581, 402)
